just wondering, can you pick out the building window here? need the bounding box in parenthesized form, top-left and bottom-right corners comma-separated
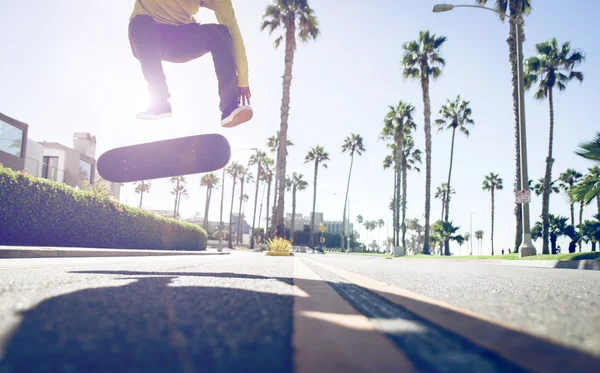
(0, 118, 24, 157)
(79, 158, 93, 185)
(42, 156, 59, 181)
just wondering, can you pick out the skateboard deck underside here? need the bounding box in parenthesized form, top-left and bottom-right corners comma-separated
(97, 134, 231, 183)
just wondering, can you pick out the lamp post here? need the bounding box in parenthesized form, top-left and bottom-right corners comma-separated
(218, 147, 258, 252)
(433, 3, 536, 257)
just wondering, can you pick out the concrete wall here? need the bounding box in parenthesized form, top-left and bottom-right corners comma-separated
(24, 138, 44, 177)
(42, 147, 67, 184)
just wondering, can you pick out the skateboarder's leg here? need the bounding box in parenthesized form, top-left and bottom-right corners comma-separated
(128, 15, 172, 119)
(159, 23, 239, 116)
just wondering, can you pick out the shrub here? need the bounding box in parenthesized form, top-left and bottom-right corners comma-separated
(266, 237, 291, 252)
(0, 166, 206, 250)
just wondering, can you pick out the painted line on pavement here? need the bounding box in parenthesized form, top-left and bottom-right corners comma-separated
(292, 257, 416, 373)
(305, 258, 600, 373)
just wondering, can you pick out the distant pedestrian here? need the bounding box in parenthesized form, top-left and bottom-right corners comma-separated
(502, 249, 505, 255)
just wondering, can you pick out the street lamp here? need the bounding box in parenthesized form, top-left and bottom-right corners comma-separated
(433, 3, 536, 257)
(218, 147, 258, 252)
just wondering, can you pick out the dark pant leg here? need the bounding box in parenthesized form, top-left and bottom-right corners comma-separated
(158, 23, 239, 113)
(128, 15, 170, 102)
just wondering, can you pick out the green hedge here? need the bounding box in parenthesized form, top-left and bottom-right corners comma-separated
(0, 166, 207, 250)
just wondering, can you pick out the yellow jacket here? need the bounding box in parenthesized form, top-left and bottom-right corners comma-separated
(130, 0, 249, 87)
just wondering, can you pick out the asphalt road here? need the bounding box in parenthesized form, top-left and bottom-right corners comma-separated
(0, 251, 598, 372)
(307, 253, 600, 356)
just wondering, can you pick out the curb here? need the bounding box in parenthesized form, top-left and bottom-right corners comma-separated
(0, 246, 229, 259)
(494, 259, 600, 271)
(394, 257, 600, 271)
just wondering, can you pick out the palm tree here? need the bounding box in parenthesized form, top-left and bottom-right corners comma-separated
(435, 182, 455, 221)
(401, 134, 422, 249)
(266, 131, 294, 238)
(261, 157, 275, 237)
(382, 101, 416, 248)
(261, 0, 320, 237)
(286, 172, 308, 242)
(249, 150, 267, 248)
(476, 0, 532, 253)
(431, 220, 464, 256)
(463, 232, 471, 255)
(304, 145, 329, 247)
(356, 214, 364, 244)
(169, 176, 187, 219)
(382, 144, 397, 246)
(482, 173, 504, 256)
(435, 95, 474, 227)
(402, 30, 447, 255)
(377, 219, 385, 246)
(532, 214, 570, 254)
(575, 132, 600, 162)
(524, 37, 585, 254)
(571, 134, 600, 214)
(226, 162, 244, 248)
(134, 180, 151, 209)
(341, 133, 366, 249)
(200, 173, 220, 231)
(176, 187, 189, 219)
(533, 177, 559, 196)
(558, 169, 583, 227)
(237, 169, 253, 244)
(475, 230, 484, 254)
(579, 214, 600, 252)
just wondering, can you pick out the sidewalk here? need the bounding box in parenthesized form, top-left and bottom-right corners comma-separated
(0, 246, 229, 259)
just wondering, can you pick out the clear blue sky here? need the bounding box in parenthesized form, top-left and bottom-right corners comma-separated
(1, 1, 598, 253)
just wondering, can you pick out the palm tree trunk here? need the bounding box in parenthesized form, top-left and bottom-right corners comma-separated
(508, 13, 523, 254)
(266, 179, 272, 237)
(139, 181, 145, 208)
(392, 177, 397, 247)
(441, 191, 445, 221)
(237, 178, 245, 244)
(204, 187, 211, 231)
(443, 128, 457, 256)
(342, 152, 355, 251)
(401, 158, 408, 250)
(395, 137, 402, 248)
(420, 69, 432, 255)
(578, 202, 584, 252)
(291, 186, 297, 243)
(491, 188, 495, 255)
(173, 178, 180, 218)
(271, 177, 278, 238)
(177, 191, 182, 218)
(309, 160, 319, 247)
(251, 162, 261, 249)
(445, 127, 457, 223)
(228, 178, 237, 249)
(569, 202, 575, 228)
(275, 22, 296, 238)
(541, 87, 556, 255)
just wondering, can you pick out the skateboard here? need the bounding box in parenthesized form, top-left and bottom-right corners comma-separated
(97, 133, 231, 183)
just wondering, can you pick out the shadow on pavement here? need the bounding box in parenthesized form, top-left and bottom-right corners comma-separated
(0, 270, 599, 373)
(0, 275, 293, 373)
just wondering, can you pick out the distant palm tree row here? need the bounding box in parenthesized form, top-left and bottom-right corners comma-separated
(130, 0, 599, 254)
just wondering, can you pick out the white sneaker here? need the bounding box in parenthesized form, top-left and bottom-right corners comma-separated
(221, 105, 253, 128)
